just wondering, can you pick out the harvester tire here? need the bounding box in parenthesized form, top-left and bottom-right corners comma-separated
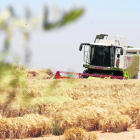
(134, 74, 138, 79)
(132, 74, 138, 79)
(82, 69, 90, 78)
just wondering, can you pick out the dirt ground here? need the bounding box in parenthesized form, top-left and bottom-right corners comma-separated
(7, 129, 140, 140)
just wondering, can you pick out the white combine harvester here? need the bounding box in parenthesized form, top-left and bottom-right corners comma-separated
(55, 34, 140, 79)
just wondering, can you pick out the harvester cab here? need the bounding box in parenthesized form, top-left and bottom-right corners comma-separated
(55, 34, 140, 79)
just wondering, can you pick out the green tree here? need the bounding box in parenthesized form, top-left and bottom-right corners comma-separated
(0, 5, 84, 64)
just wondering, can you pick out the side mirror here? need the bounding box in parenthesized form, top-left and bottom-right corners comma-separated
(79, 44, 83, 51)
(120, 48, 123, 55)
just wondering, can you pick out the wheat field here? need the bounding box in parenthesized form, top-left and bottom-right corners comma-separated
(0, 68, 140, 139)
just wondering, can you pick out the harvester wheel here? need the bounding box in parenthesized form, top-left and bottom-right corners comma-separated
(82, 69, 90, 78)
(132, 74, 138, 79)
(135, 74, 138, 79)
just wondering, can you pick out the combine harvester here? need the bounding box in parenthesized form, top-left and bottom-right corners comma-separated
(55, 34, 140, 79)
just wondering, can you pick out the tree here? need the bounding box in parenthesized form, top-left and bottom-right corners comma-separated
(0, 5, 84, 64)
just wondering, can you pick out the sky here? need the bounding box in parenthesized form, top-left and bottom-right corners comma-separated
(0, 0, 140, 74)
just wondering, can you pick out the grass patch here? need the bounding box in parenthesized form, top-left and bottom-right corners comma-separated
(53, 120, 62, 135)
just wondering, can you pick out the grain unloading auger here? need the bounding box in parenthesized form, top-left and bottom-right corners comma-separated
(54, 34, 140, 79)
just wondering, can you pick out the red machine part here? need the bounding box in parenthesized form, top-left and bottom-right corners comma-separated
(54, 71, 127, 79)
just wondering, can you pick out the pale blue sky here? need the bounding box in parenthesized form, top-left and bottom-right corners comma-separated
(0, 0, 140, 73)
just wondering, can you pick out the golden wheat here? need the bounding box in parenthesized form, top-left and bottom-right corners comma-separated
(1, 68, 140, 138)
(64, 127, 98, 140)
(0, 114, 52, 139)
